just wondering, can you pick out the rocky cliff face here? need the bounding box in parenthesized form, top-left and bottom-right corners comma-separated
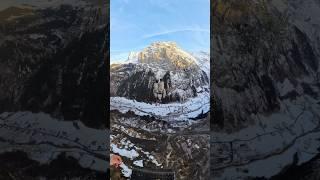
(138, 42, 198, 69)
(110, 42, 209, 103)
(211, 0, 320, 131)
(0, 1, 108, 128)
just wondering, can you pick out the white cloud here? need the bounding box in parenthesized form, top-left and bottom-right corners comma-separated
(142, 28, 209, 39)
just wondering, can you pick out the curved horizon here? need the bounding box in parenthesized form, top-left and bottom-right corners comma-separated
(111, 0, 210, 62)
(110, 40, 209, 63)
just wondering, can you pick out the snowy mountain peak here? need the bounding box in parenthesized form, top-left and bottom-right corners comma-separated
(127, 51, 138, 59)
(137, 41, 197, 69)
(126, 51, 139, 63)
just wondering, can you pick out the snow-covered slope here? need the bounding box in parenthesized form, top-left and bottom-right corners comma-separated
(0, 112, 108, 172)
(110, 89, 209, 123)
(192, 51, 210, 79)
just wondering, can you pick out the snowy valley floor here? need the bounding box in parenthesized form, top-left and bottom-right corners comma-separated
(211, 95, 320, 179)
(0, 112, 108, 177)
(110, 111, 210, 180)
(110, 93, 210, 179)
(110, 90, 210, 127)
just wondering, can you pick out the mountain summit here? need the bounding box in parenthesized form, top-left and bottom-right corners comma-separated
(137, 41, 197, 69)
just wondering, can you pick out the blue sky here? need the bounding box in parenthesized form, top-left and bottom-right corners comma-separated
(111, 0, 210, 61)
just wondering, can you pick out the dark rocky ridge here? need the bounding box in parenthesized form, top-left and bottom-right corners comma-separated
(211, 0, 320, 131)
(0, 3, 108, 128)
